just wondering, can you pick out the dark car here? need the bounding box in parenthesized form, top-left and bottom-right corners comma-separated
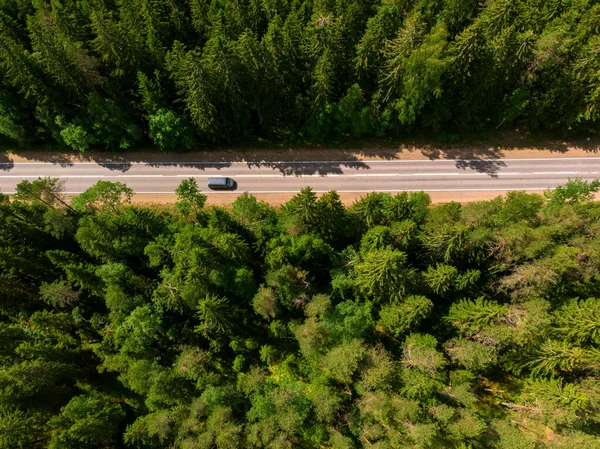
(207, 177, 236, 190)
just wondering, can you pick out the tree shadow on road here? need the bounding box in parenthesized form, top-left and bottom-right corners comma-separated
(4, 134, 599, 178)
(4, 144, 384, 175)
(145, 161, 232, 171)
(142, 152, 372, 176)
(455, 159, 506, 177)
(245, 160, 369, 176)
(142, 159, 370, 176)
(421, 146, 507, 177)
(0, 152, 14, 171)
(98, 161, 132, 172)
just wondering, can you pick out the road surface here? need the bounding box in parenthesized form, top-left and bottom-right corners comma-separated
(1, 157, 600, 195)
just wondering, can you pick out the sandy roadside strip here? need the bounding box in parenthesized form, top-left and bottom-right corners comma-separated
(4, 138, 599, 164)
(131, 190, 600, 206)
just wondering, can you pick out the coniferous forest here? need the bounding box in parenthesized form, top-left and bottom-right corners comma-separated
(0, 0, 599, 150)
(1, 177, 600, 448)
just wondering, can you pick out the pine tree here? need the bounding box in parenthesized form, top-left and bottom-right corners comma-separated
(27, 5, 101, 100)
(355, 246, 416, 302)
(555, 298, 600, 345)
(174, 177, 207, 216)
(0, 11, 48, 101)
(89, 5, 147, 78)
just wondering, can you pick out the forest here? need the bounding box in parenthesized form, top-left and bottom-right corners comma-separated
(0, 0, 599, 150)
(1, 177, 600, 448)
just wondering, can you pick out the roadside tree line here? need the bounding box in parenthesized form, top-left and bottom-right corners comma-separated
(1, 177, 600, 448)
(1, 0, 599, 150)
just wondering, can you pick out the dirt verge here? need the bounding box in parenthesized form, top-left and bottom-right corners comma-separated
(4, 136, 599, 165)
(132, 190, 581, 207)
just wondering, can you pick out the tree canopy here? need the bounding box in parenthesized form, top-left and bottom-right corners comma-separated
(0, 0, 599, 149)
(2, 178, 600, 448)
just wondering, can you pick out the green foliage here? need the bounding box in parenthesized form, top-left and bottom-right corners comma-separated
(402, 333, 446, 375)
(174, 177, 207, 215)
(0, 0, 597, 147)
(0, 90, 27, 145)
(555, 298, 600, 345)
(379, 295, 433, 337)
(281, 187, 318, 234)
(148, 108, 197, 152)
(350, 192, 388, 229)
(39, 281, 80, 308)
(55, 93, 143, 151)
(15, 177, 72, 210)
(545, 178, 600, 208)
(197, 294, 234, 334)
(355, 246, 415, 302)
(497, 191, 544, 224)
(334, 84, 371, 137)
(323, 339, 367, 384)
(446, 337, 498, 372)
(58, 123, 94, 152)
(252, 286, 279, 319)
(71, 181, 133, 214)
(424, 263, 459, 295)
(447, 297, 507, 335)
(114, 305, 162, 356)
(47, 393, 126, 449)
(2, 183, 600, 448)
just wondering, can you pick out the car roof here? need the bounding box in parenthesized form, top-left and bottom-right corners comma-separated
(208, 177, 229, 183)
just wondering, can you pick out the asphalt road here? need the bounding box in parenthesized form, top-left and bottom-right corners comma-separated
(1, 157, 600, 195)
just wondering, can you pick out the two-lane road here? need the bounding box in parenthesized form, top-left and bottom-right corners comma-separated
(1, 157, 599, 195)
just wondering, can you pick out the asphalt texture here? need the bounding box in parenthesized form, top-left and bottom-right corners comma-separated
(1, 157, 599, 195)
